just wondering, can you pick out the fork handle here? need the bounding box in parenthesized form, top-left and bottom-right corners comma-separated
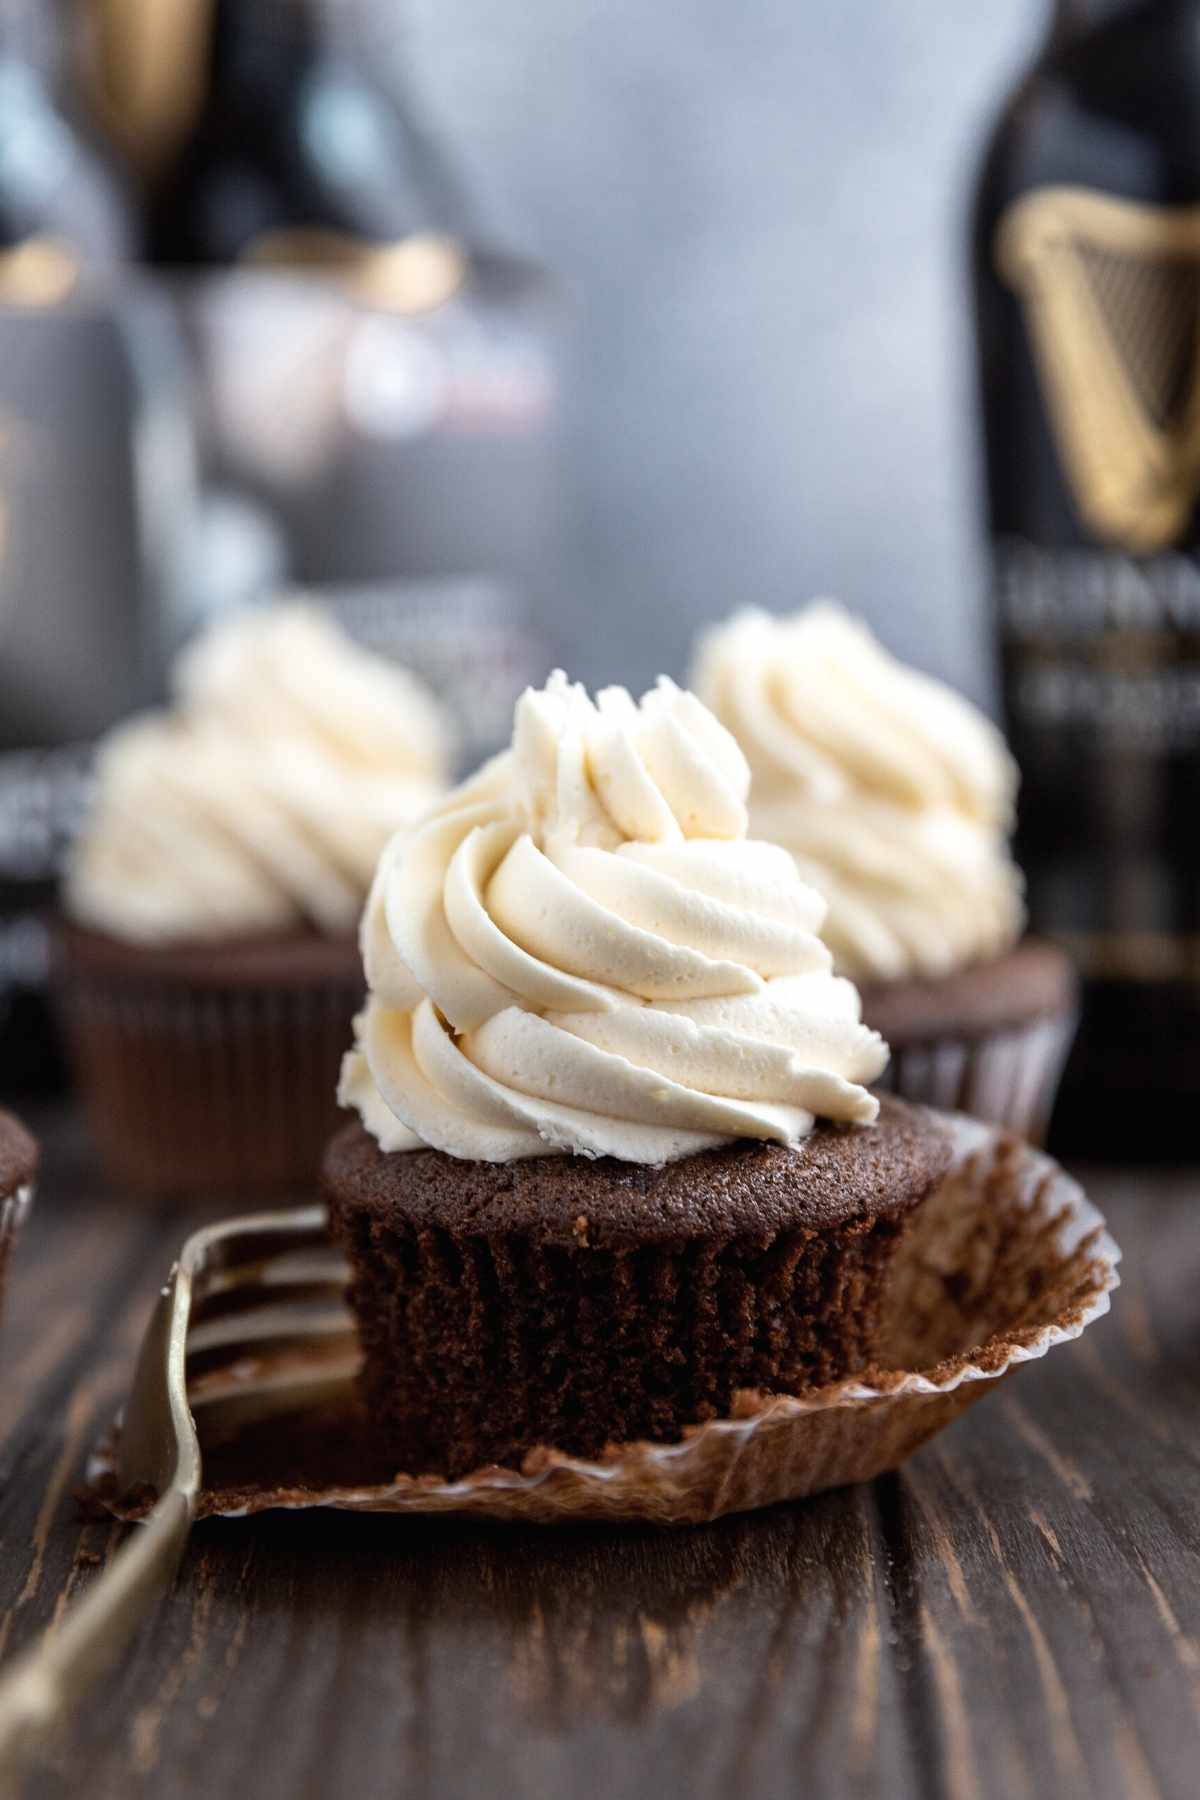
(0, 1487, 195, 1770)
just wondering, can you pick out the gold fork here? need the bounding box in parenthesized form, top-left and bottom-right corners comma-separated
(0, 1205, 351, 1768)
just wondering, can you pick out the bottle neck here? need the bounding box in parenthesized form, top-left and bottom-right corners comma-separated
(206, 0, 320, 88)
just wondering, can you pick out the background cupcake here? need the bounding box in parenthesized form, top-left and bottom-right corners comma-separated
(690, 604, 1075, 1141)
(0, 1109, 38, 1332)
(57, 603, 452, 1194)
(326, 670, 954, 1479)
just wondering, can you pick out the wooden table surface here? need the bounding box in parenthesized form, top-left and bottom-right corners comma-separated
(1, 1103, 1198, 1800)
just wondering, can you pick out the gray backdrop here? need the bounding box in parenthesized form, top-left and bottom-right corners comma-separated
(395, 0, 1046, 706)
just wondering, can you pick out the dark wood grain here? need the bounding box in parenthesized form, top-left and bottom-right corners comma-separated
(2, 1105, 1198, 1800)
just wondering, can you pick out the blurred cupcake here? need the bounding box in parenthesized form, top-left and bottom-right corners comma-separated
(0, 1109, 38, 1330)
(325, 670, 954, 1480)
(57, 603, 452, 1194)
(690, 604, 1075, 1141)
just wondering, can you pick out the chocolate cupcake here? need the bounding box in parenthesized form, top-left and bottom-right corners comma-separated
(0, 1109, 38, 1328)
(326, 670, 951, 1478)
(57, 603, 452, 1194)
(326, 1097, 949, 1478)
(690, 604, 1076, 1141)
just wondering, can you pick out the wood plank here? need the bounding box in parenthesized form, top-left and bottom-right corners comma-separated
(1, 1112, 1197, 1800)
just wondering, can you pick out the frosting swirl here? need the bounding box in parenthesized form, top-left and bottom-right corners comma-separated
(690, 604, 1024, 985)
(66, 604, 451, 944)
(341, 671, 887, 1164)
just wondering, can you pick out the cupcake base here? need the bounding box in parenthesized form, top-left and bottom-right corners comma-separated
(861, 939, 1078, 1144)
(55, 921, 364, 1195)
(323, 1098, 952, 1479)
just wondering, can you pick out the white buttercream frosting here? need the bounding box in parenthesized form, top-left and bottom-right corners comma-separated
(340, 670, 888, 1164)
(690, 604, 1024, 985)
(66, 604, 452, 944)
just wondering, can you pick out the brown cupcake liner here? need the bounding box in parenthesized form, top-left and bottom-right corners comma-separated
(878, 1011, 1077, 1146)
(56, 972, 361, 1196)
(87, 1114, 1119, 1525)
(0, 1181, 34, 1334)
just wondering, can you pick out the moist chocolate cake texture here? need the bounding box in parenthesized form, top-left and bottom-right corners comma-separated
(324, 1097, 952, 1479)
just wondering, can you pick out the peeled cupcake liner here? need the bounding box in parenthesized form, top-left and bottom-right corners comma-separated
(56, 967, 364, 1196)
(879, 1010, 1078, 1147)
(88, 1113, 1119, 1527)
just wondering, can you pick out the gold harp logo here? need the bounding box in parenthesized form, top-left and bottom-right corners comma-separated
(998, 186, 1200, 553)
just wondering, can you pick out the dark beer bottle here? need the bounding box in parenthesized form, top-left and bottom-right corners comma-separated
(103, 0, 558, 765)
(973, 0, 1200, 1156)
(142, 0, 470, 266)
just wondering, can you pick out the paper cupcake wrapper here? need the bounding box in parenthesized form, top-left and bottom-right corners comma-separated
(58, 973, 362, 1196)
(879, 1011, 1077, 1146)
(87, 1114, 1119, 1526)
(0, 1182, 34, 1332)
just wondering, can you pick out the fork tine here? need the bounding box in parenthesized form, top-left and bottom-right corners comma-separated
(187, 1296, 353, 1357)
(182, 1214, 351, 1366)
(197, 1245, 349, 1303)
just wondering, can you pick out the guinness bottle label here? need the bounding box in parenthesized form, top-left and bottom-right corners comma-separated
(972, 7, 1200, 1152)
(997, 186, 1200, 553)
(994, 188, 1200, 983)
